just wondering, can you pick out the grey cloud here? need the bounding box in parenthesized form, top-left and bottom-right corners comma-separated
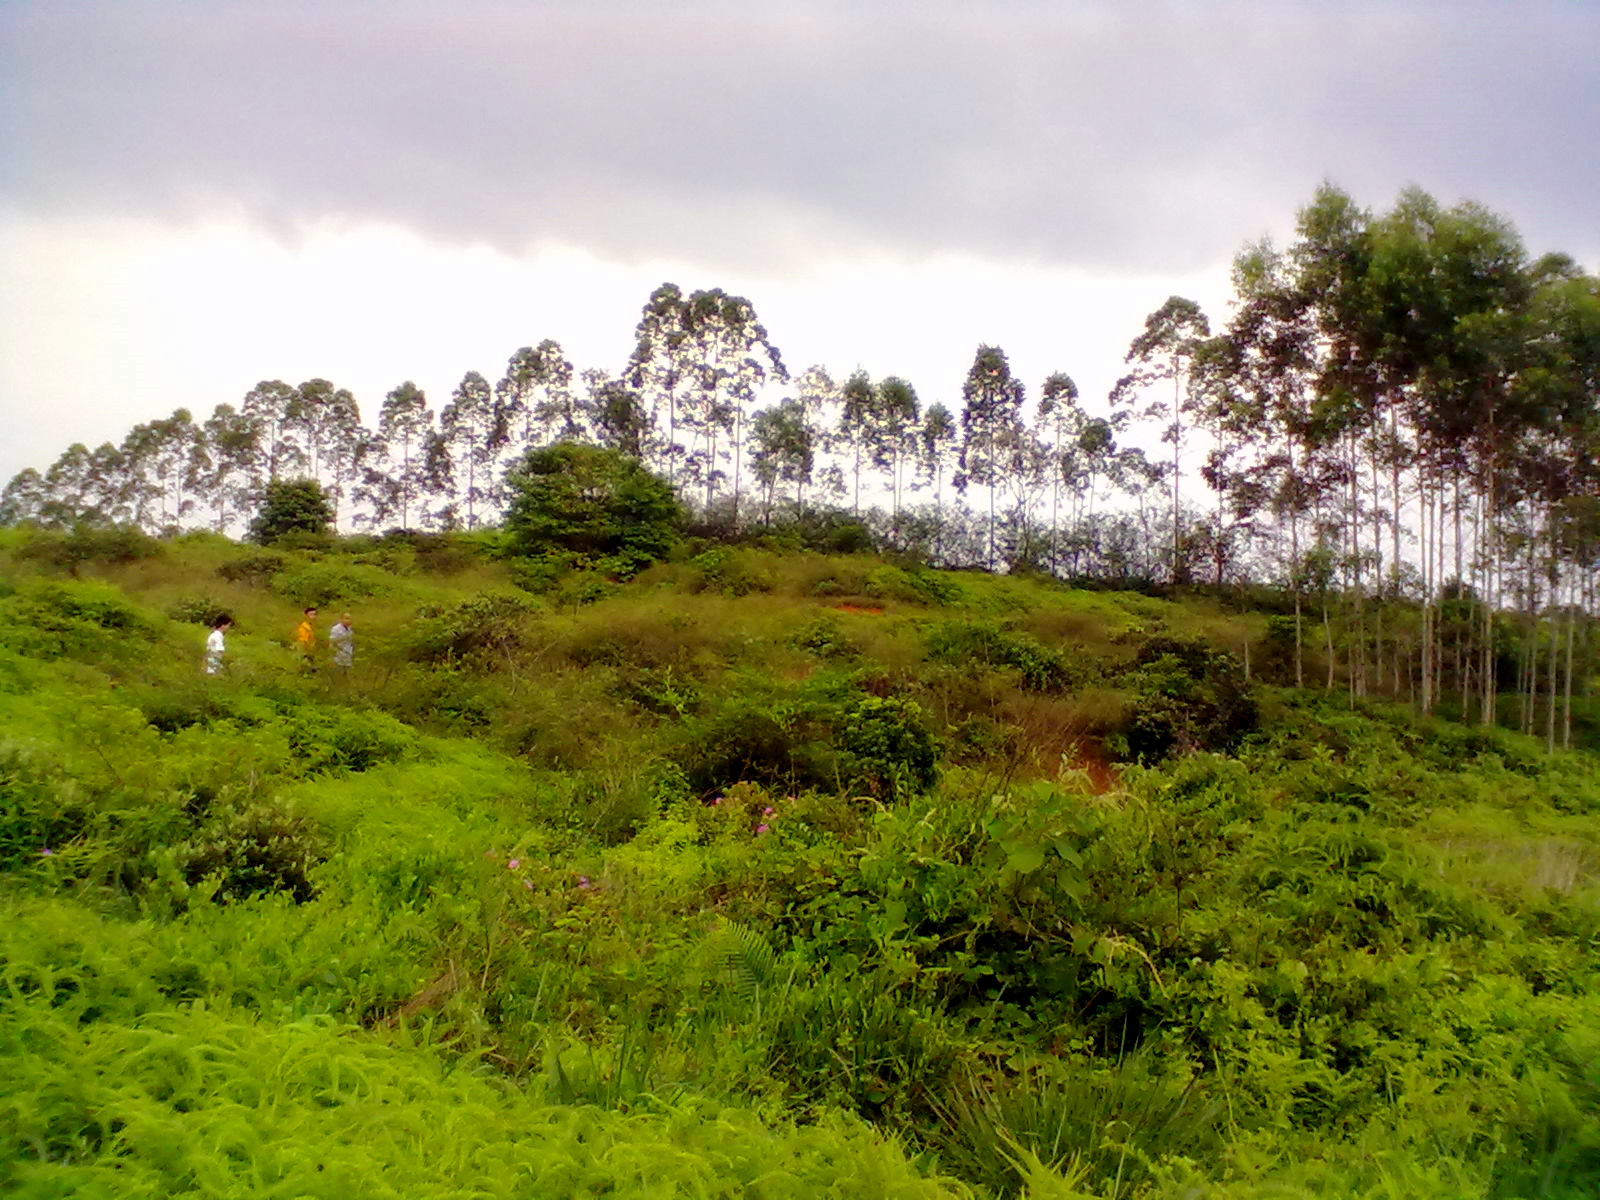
(4, 0, 1597, 271)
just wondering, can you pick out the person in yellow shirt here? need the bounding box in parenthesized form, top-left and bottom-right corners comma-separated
(295, 607, 318, 667)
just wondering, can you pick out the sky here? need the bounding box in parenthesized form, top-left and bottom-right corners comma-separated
(2, 0, 1597, 488)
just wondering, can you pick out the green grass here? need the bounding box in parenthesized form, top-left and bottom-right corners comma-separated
(1, 528, 1597, 1197)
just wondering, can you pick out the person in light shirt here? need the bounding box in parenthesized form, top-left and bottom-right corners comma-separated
(204, 615, 233, 675)
(329, 612, 354, 671)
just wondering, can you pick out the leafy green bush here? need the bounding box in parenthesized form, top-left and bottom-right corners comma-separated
(269, 562, 392, 608)
(0, 579, 160, 659)
(248, 478, 335, 544)
(675, 700, 839, 796)
(0, 744, 90, 871)
(1115, 636, 1257, 762)
(215, 549, 287, 585)
(924, 621, 1074, 692)
(688, 546, 772, 596)
(840, 695, 939, 800)
(277, 704, 416, 774)
(13, 523, 164, 572)
(177, 797, 328, 903)
(503, 442, 680, 570)
(164, 593, 231, 625)
(408, 592, 538, 667)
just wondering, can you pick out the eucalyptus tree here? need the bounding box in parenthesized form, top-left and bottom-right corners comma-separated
(1110, 297, 1211, 582)
(1213, 238, 1326, 684)
(290, 379, 359, 491)
(115, 420, 166, 528)
(500, 340, 579, 450)
(367, 382, 433, 531)
(0, 468, 49, 525)
(958, 344, 1027, 571)
(38, 444, 102, 526)
(872, 376, 920, 543)
(584, 370, 652, 460)
(677, 288, 787, 521)
(242, 380, 304, 484)
(918, 402, 958, 561)
(836, 370, 876, 518)
(420, 429, 457, 530)
(439, 371, 500, 529)
(749, 397, 817, 521)
(1036, 372, 1085, 573)
(198, 403, 262, 534)
(624, 283, 691, 484)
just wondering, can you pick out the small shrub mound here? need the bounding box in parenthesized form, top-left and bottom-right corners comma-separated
(215, 551, 287, 586)
(178, 798, 328, 903)
(840, 695, 939, 800)
(14, 523, 163, 572)
(1115, 635, 1257, 762)
(277, 704, 416, 774)
(408, 593, 538, 667)
(924, 621, 1074, 692)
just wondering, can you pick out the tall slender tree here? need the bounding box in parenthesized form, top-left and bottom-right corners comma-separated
(958, 344, 1026, 570)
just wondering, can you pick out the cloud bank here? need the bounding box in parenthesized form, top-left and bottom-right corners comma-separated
(6, 1, 1597, 272)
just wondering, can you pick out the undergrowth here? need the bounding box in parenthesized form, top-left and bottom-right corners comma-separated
(0, 529, 1596, 1198)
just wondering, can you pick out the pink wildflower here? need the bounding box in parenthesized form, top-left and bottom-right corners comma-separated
(755, 824, 770, 835)
(39, 848, 53, 857)
(762, 806, 775, 816)
(507, 858, 521, 870)
(577, 875, 592, 889)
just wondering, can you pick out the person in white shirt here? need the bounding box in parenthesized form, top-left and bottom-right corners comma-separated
(329, 613, 354, 670)
(204, 615, 233, 675)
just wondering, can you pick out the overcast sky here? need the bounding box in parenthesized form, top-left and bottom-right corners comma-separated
(2, 0, 1596, 487)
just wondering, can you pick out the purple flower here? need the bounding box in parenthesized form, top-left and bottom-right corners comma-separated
(38, 848, 53, 857)
(762, 806, 775, 816)
(755, 824, 770, 835)
(507, 859, 521, 870)
(576, 875, 592, 890)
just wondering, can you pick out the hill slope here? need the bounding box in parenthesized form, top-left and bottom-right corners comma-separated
(1, 528, 1597, 1198)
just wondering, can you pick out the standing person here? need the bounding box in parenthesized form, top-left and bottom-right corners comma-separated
(329, 612, 354, 671)
(295, 607, 318, 668)
(204, 615, 232, 675)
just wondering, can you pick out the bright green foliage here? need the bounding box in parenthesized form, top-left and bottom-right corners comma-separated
(0, 528, 1596, 1198)
(841, 695, 939, 800)
(248, 478, 335, 544)
(503, 442, 680, 572)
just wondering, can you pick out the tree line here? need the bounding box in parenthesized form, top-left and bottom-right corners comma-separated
(3, 183, 1597, 741)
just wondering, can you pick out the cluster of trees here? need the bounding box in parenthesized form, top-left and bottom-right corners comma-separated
(4, 184, 1596, 739)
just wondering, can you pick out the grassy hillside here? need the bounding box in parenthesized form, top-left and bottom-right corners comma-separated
(1, 527, 1597, 1198)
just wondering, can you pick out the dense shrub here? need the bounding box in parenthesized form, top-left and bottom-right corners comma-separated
(0, 745, 88, 871)
(215, 550, 287, 585)
(839, 695, 939, 800)
(0, 579, 159, 659)
(269, 563, 391, 608)
(178, 797, 328, 903)
(277, 704, 416, 774)
(14, 523, 163, 572)
(248, 478, 335, 544)
(924, 621, 1074, 692)
(503, 443, 680, 570)
(1115, 635, 1258, 762)
(408, 592, 538, 667)
(164, 593, 231, 625)
(675, 700, 838, 796)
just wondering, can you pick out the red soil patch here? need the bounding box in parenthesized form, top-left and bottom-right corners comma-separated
(835, 603, 885, 615)
(1067, 747, 1121, 793)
